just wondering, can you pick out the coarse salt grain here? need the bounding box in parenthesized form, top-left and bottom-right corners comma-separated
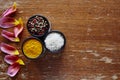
(45, 32, 64, 52)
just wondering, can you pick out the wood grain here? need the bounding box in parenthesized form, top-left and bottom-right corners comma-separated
(0, 0, 120, 80)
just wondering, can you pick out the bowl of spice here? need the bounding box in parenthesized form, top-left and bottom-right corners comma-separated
(44, 31, 66, 53)
(22, 37, 45, 59)
(27, 15, 51, 37)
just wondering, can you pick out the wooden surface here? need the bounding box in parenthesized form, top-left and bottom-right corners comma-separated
(0, 0, 120, 80)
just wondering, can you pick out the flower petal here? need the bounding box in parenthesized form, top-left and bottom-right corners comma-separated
(1, 30, 20, 42)
(0, 17, 19, 28)
(14, 18, 24, 37)
(16, 59, 25, 65)
(4, 55, 19, 65)
(0, 42, 19, 55)
(7, 63, 20, 77)
(2, 2, 17, 17)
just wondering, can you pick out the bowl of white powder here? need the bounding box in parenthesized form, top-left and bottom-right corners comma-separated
(44, 31, 66, 53)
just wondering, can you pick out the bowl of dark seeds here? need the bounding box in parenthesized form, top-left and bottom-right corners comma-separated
(27, 15, 51, 37)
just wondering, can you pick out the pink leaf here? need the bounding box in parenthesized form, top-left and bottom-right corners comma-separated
(2, 2, 17, 17)
(1, 30, 20, 42)
(7, 63, 20, 77)
(0, 17, 19, 28)
(4, 55, 19, 65)
(14, 18, 23, 37)
(0, 42, 19, 55)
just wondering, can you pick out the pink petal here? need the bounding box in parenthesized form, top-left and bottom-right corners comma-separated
(1, 30, 20, 42)
(14, 18, 23, 37)
(0, 17, 19, 28)
(4, 55, 19, 65)
(2, 2, 17, 17)
(7, 63, 20, 77)
(4, 55, 25, 65)
(0, 42, 19, 55)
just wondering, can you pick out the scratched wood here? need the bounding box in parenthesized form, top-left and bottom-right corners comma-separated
(0, 0, 120, 80)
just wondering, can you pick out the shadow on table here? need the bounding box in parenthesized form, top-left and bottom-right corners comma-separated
(30, 52, 63, 80)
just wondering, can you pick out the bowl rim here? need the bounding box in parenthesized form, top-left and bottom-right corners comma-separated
(44, 30, 66, 53)
(26, 14, 51, 37)
(21, 37, 45, 60)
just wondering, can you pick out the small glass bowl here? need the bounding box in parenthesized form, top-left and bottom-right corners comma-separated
(44, 31, 66, 53)
(26, 15, 51, 38)
(21, 37, 45, 59)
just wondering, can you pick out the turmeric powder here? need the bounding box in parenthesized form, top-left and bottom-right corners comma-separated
(22, 38, 43, 59)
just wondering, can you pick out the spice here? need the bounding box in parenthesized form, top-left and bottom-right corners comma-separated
(44, 31, 66, 53)
(27, 15, 50, 37)
(22, 38, 43, 59)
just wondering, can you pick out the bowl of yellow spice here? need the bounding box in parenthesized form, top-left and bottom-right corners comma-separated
(22, 37, 45, 59)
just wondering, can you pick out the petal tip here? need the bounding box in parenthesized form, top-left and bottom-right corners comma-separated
(19, 17, 23, 25)
(14, 19, 20, 26)
(14, 50, 19, 55)
(16, 59, 25, 65)
(13, 2, 17, 9)
(15, 37, 20, 42)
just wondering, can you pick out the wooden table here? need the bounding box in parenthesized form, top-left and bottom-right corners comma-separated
(0, 0, 120, 80)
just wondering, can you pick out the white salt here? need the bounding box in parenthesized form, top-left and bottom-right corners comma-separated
(45, 32, 64, 52)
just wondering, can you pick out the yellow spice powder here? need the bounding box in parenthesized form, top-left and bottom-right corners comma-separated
(23, 39, 42, 59)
